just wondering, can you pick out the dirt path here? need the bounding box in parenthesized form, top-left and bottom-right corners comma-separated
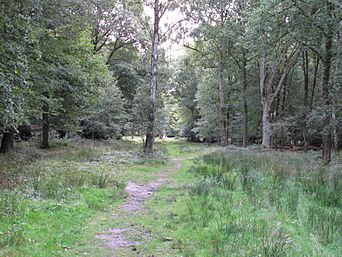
(96, 159, 182, 255)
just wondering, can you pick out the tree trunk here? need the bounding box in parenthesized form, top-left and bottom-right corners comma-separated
(332, 107, 338, 151)
(310, 56, 320, 111)
(321, 35, 333, 164)
(259, 48, 300, 149)
(260, 55, 271, 148)
(302, 50, 309, 152)
(218, 53, 228, 146)
(217, 6, 228, 146)
(144, 0, 160, 153)
(242, 52, 249, 147)
(41, 103, 49, 149)
(0, 132, 14, 154)
(262, 101, 271, 148)
(332, 20, 342, 152)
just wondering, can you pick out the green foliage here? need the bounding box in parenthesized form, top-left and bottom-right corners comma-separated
(0, 0, 130, 144)
(0, 0, 33, 130)
(81, 82, 126, 139)
(194, 71, 220, 140)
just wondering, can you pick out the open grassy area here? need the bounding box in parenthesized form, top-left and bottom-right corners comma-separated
(130, 146, 342, 256)
(0, 138, 168, 256)
(1, 140, 341, 256)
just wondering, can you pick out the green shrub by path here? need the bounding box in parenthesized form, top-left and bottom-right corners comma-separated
(178, 150, 342, 257)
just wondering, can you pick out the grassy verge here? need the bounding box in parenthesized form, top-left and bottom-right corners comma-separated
(147, 148, 342, 257)
(0, 138, 167, 256)
(4, 140, 340, 256)
(112, 145, 342, 257)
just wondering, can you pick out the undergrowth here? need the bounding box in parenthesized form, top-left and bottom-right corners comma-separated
(0, 138, 166, 256)
(177, 149, 342, 256)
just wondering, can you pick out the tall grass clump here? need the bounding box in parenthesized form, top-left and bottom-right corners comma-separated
(180, 149, 342, 256)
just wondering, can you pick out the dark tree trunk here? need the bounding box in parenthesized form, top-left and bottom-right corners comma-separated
(310, 56, 320, 111)
(322, 35, 333, 164)
(41, 103, 49, 149)
(302, 50, 309, 152)
(144, 0, 160, 153)
(0, 132, 14, 154)
(332, 21, 342, 152)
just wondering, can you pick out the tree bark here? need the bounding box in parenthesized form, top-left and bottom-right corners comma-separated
(261, 101, 271, 148)
(321, 38, 332, 164)
(144, 0, 160, 153)
(0, 132, 14, 154)
(302, 50, 309, 152)
(218, 52, 228, 146)
(310, 56, 319, 111)
(242, 52, 249, 147)
(260, 55, 271, 148)
(321, 30, 333, 164)
(41, 102, 49, 149)
(332, 20, 342, 152)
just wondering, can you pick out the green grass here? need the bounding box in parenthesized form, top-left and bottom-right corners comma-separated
(106, 144, 342, 257)
(163, 149, 342, 257)
(0, 138, 167, 256)
(2, 139, 341, 256)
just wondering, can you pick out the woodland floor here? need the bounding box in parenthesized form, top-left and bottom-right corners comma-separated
(94, 159, 182, 255)
(63, 140, 211, 257)
(1, 139, 341, 256)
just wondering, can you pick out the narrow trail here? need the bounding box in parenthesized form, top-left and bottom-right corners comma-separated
(96, 159, 182, 255)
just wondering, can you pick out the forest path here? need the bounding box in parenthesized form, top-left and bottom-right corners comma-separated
(95, 158, 183, 256)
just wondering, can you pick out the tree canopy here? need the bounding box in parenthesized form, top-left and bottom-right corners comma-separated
(0, 0, 341, 162)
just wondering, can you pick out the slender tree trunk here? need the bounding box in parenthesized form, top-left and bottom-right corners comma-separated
(144, 0, 160, 153)
(260, 55, 271, 148)
(261, 100, 271, 148)
(226, 110, 230, 144)
(321, 35, 333, 164)
(282, 79, 287, 113)
(310, 56, 320, 111)
(218, 53, 228, 146)
(0, 132, 14, 154)
(332, 20, 342, 152)
(242, 52, 249, 147)
(41, 103, 49, 149)
(217, 5, 228, 146)
(302, 50, 309, 152)
(332, 107, 338, 151)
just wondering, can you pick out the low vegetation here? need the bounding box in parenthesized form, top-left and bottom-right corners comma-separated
(1, 140, 341, 256)
(142, 146, 342, 256)
(0, 139, 167, 256)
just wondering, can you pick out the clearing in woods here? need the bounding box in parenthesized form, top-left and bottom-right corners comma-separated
(63, 139, 211, 257)
(1, 139, 341, 256)
(95, 159, 182, 254)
